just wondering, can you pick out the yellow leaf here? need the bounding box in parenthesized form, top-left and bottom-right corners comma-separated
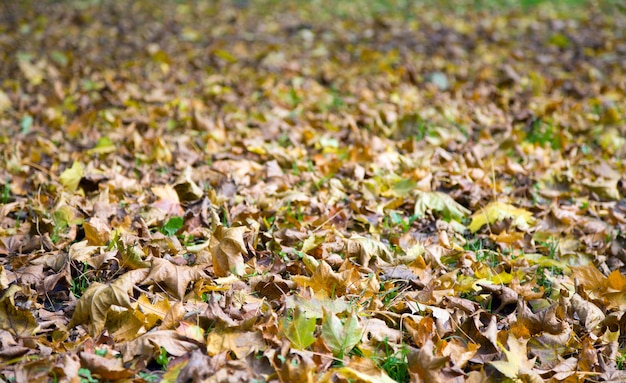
(83, 218, 111, 246)
(414, 191, 470, 221)
(489, 335, 539, 380)
(0, 287, 39, 337)
(59, 161, 84, 193)
(335, 357, 397, 383)
(0, 90, 11, 112)
(136, 293, 171, 330)
(468, 201, 535, 233)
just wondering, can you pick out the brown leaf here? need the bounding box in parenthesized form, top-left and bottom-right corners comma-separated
(206, 329, 265, 359)
(211, 226, 249, 277)
(152, 184, 184, 216)
(69, 269, 148, 336)
(408, 340, 452, 383)
(120, 329, 200, 363)
(173, 166, 204, 202)
(79, 351, 135, 380)
(143, 258, 207, 300)
(0, 286, 39, 337)
(83, 218, 111, 246)
(569, 293, 605, 332)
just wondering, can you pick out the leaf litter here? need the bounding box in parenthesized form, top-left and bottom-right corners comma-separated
(0, 0, 625, 382)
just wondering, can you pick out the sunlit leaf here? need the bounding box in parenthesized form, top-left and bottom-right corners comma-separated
(321, 308, 363, 358)
(414, 191, 470, 221)
(281, 307, 317, 350)
(468, 201, 535, 232)
(59, 161, 84, 193)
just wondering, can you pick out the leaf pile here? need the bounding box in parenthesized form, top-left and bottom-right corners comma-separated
(1, 0, 626, 382)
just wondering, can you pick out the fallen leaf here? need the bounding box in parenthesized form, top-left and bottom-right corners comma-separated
(321, 308, 363, 358)
(143, 258, 207, 300)
(414, 191, 470, 221)
(69, 269, 148, 335)
(59, 162, 84, 193)
(206, 329, 265, 359)
(469, 201, 535, 232)
(211, 225, 249, 277)
(281, 306, 317, 350)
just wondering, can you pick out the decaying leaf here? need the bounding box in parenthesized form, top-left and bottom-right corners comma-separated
(206, 329, 265, 359)
(490, 334, 543, 382)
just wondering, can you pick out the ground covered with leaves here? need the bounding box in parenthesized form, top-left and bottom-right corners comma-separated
(0, 0, 626, 382)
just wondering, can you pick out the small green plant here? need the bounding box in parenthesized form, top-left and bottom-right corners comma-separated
(138, 372, 160, 383)
(535, 265, 563, 297)
(161, 216, 184, 236)
(476, 249, 498, 268)
(78, 368, 98, 383)
(388, 211, 418, 233)
(285, 202, 304, 223)
(313, 173, 334, 191)
(155, 346, 170, 370)
(526, 119, 561, 149)
(71, 262, 90, 298)
(1, 179, 10, 204)
(379, 282, 406, 310)
(536, 237, 559, 259)
(617, 349, 626, 370)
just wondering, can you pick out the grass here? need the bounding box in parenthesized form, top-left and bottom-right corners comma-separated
(1, 179, 10, 204)
(373, 340, 410, 383)
(617, 349, 626, 370)
(70, 262, 91, 298)
(526, 119, 562, 150)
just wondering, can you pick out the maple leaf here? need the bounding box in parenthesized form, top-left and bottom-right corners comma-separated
(152, 184, 184, 216)
(468, 201, 535, 233)
(490, 334, 543, 382)
(206, 329, 266, 359)
(173, 166, 204, 202)
(83, 217, 111, 246)
(321, 308, 363, 358)
(407, 339, 450, 383)
(0, 286, 39, 337)
(79, 351, 135, 380)
(59, 161, 84, 193)
(211, 225, 248, 277)
(69, 269, 149, 336)
(281, 306, 317, 350)
(120, 329, 200, 363)
(142, 258, 207, 300)
(344, 234, 393, 266)
(292, 257, 366, 298)
(414, 191, 470, 221)
(335, 357, 397, 383)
